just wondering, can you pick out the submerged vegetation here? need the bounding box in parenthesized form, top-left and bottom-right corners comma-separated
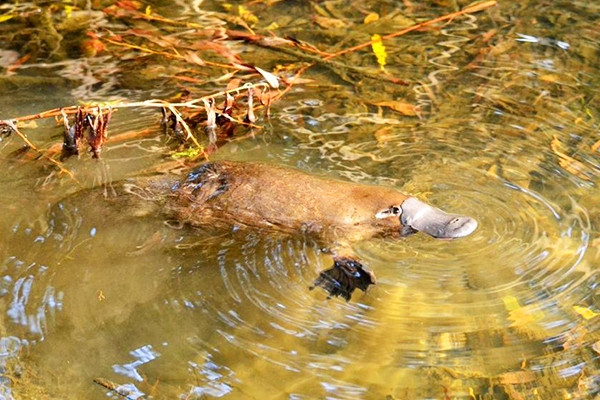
(0, 0, 495, 180)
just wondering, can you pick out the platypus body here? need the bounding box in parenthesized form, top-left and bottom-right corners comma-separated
(123, 161, 477, 300)
(155, 161, 477, 300)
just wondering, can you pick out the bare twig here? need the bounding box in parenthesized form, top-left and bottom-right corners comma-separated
(323, 1, 498, 61)
(0, 120, 78, 182)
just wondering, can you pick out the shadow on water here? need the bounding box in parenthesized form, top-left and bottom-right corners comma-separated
(1, 0, 600, 399)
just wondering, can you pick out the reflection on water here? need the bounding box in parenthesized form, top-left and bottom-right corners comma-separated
(1, 0, 600, 399)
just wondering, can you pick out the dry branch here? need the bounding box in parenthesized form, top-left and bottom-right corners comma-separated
(0, 80, 277, 177)
(323, 1, 498, 61)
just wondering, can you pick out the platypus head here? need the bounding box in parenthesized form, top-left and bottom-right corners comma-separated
(376, 197, 477, 239)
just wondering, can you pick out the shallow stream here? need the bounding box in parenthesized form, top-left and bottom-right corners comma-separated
(1, 1, 600, 399)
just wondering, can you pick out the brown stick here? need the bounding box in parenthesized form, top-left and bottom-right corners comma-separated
(0, 120, 78, 182)
(5, 82, 271, 124)
(41, 128, 155, 157)
(7, 107, 67, 122)
(323, 0, 498, 61)
(103, 37, 244, 71)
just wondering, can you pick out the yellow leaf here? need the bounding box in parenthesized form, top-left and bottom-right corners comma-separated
(145, 5, 152, 15)
(503, 295, 545, 329)
(238, 5, 258, 26)
(573, 305, 600, 320)
(503, 295, 520, 311)
(550, 135, 591, 181)
(364, 13, 379, 24)
(374, 127, 394, 143)
(539, 74, 559, 83)
(0, 14, 15, 23)
(371, 34, 386, 70)
(585, 107, 594, 118)
(312, 15, 346, 29)
(373, 101, 418, 116)
(172, 147, 202, 159)
(313, 4, 329, 17)
(487, 163, 499, 177)
(64, 5, 73, 18)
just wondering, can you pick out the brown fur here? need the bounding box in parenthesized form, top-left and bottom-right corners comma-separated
(167, 161, 408, 247)
(154, 160, 416, 301)
(117, 160, 476, 301)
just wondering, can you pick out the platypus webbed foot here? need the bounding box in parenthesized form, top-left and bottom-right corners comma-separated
(310, 257, 376, 301)
(400, 197, 477, 239)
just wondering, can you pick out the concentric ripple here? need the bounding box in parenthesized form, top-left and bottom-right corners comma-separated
(2, 1, 600, 397)
(151, 112, 599, 398)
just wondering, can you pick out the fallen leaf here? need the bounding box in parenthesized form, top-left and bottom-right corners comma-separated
(374, 127, 395, 143)
(81, 35, 106, 57)
(172, 75, 204, 84)
(313, 15, 347, 29)
(363, 13, 379, 24)
(19, 121, 38, 129)
(313, 4, 329, 17)
(183, 51, 205, 66)
(550, 135, 591, 181)
(191, 41, 242, 65)
(225, 78, 243, 91)
(282, 76, 314, 85)
(254, 66, 279, 89)
(573, 305, 600, 320)
(539, 74, 559, 83)
(0, 49, 20, 68)
(238, 5, 258, 26)
(499, 371, 536, 385)
(486, 163, 499, 177)
(481, 28, 497, 42)
(115, 0, 142, 11)
(373, 101, 418, 116)
(562, 325, 588, 350)
(0, 15, 15, 23)
(503, 295, 521, 311)
(172, 146, 202, 159)
(371, 34, 387, 70)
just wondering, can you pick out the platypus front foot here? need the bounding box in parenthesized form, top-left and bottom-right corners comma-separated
(310, 257, 376, 301)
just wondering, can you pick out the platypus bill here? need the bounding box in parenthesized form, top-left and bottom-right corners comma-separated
(159, 161, 478, 301)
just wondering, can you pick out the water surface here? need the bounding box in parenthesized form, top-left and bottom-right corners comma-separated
(1, 1, 600, 399)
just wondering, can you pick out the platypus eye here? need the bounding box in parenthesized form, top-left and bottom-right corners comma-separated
(375, 205, 402, 219)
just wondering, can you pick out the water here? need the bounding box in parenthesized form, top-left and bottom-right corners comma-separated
(1, 1, 600, 399)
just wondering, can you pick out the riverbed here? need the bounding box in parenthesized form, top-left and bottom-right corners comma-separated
(0, 1, 599, 399)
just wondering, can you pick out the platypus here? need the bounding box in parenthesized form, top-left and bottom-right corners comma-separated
(124, 160, 476, 300)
